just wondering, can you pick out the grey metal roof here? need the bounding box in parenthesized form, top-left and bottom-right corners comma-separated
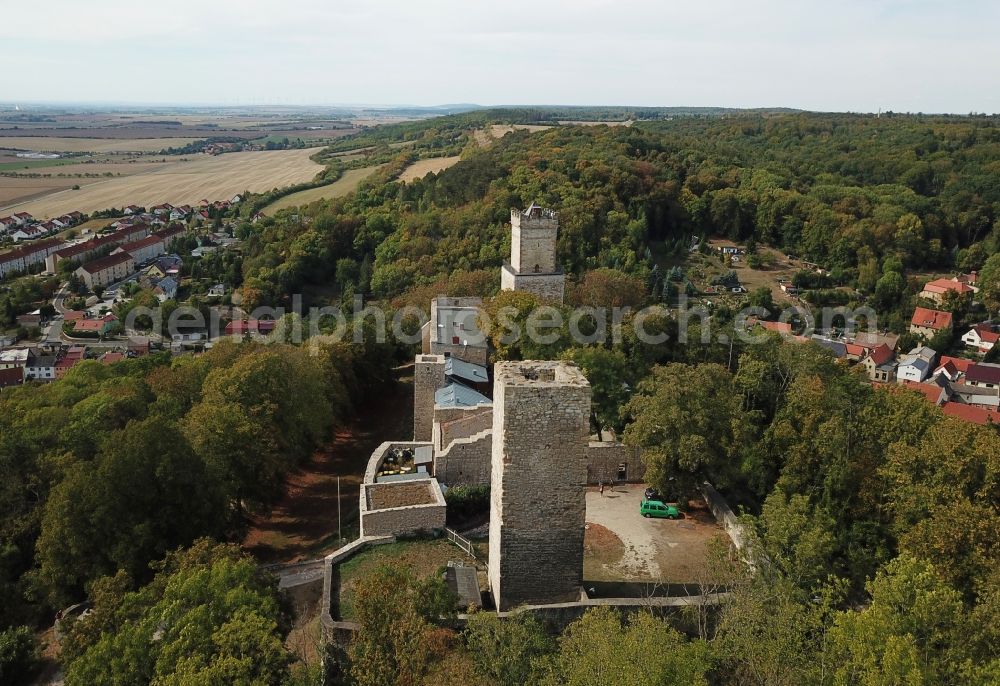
(445, 357, 488, 384)
(812, 336, 847, 358)
(445, 562, 481, 609)
(435, 382, 490, 408)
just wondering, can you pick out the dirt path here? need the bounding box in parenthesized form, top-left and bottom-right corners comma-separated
(243, 368, 414, 563)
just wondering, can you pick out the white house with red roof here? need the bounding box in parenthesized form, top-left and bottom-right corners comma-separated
(962, 323, 999, 354)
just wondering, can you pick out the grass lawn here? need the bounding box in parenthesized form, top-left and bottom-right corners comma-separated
(335, 539, 476, 620)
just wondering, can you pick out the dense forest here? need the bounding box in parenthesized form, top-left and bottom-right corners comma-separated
(2, 110, 999, 684)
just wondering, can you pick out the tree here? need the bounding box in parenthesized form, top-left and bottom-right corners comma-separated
(874, 271, 905, 309)
(561, 347, 631, 439)
(464, 612, 553, 686)
(0, 626, 39, 686)
(347, 564, 457, 686)
(64, 540, 290, 686)
(747, 286, 775, 314)
(35, 418, 227, 604)
(538, 607, 710, 686)
(979, 252, 1000, 314)
(623, 363, 750, 500)
(828, 556, 980, 686)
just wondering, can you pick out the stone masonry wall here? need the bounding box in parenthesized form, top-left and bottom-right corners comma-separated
(501, 264, 565, 304)
(436, 407, 492, 450)
(360, 502, 446, 538)
(413, 354, 446, 441)
(586, 441, 646, 484)
(488, 361, 591, 610)
(435, 429, 492, 487)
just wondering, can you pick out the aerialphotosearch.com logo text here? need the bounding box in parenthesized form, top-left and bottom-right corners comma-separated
(122, 294, 881, 352)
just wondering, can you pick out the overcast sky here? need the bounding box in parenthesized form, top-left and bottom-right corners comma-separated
(3, 0, 998, 113)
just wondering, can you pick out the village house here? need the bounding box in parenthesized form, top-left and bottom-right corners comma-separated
(150, 203, 174, 216)
(55, 346, 86, 378)
(961, 323, 999, 354)
(75, 253, 135, 290)
(152, 276, 178, 302)
(98, 351, 125, 365)
(0, 348, 29, 372)
(861, 343, 896, 382)
(224, 319, 276, 337)
(931, 355, 974, 383)
(896, 346, 938, 383)
(207, 283, 226, 298)
(12, 212, 33, 227)
(0, 217, 15, 232)
(73, 313, 119, 336)
(966, 363, 1000, 391)
(24, 352, 57, 381)
(909, 307, 952, 338)
(919, 278, 975, 304)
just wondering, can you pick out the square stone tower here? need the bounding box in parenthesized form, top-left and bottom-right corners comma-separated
(413, 354, 446, 441)
(500, 204, 565, 303)
(488, 361, 591, 610)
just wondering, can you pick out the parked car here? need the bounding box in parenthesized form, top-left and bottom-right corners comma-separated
(640, 499, 680, 519)
(644, 487, 661, 501)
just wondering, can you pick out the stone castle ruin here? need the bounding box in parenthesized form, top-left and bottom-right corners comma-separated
(347, 204, 642, 611)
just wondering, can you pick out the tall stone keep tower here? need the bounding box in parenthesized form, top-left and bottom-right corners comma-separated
(488, 361, 591, 610)
(413, 354, 446, 442)
(500, 204, 565, 303)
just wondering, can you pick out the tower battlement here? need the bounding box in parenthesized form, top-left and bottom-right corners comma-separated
(511, 204, 558, 230)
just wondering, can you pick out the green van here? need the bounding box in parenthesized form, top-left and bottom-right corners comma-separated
(640, 499, 680, 519)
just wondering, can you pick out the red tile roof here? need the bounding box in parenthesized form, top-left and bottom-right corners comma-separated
(78, 251, 133, 274)
(937, 355, 974, 374)
(940, 402, 1000, 425)
(759, 320, 792, 334)
(901, 380, 947, 405)
(922, 278, 974, 295)
(969, 324, 1000, 344)
(967, 363, 1000, 386)
(868, 343, 894, 366)
(910, 307, 952, 331)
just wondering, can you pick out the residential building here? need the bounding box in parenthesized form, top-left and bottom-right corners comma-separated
(896, 346, 938, 383)
(73, 314, 118, 336)
(932, 355, 974, 383)
(962, 323, 999, 354)
(919, 278, 975, 304)
(224, 319, 276, 337)
(55, 346, 86, 378)
(909, 307, 952, 338)
(115, 234, 166, 264)
(421, 296, 489, 365)
(75, 252, 135, 290)
(152, 276, 178, 302)
(0, 348, 29, 371)
(12, 212, 32, 226)
(207, 283, 226, 298)
(966, 363, 1000, 390)
(862, 343, 896, 382)
(24, 353, 56, 381)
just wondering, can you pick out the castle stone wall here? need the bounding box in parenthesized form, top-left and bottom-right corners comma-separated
(501, 264, 565, 304)
(586, 441, 646, 484)
(488, 361, 591, 610)
(413, 354, 446, 441)
(435, 429, 493, 487)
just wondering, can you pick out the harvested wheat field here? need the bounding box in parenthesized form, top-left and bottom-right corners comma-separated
(0, 177, 101, 206)
(5, 148, 324, 217)
(0, 137, 202, 153)
(398, 155, 461, 182)
(261, 165, 382, 215)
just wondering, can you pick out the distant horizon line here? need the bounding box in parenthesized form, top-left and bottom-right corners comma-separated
(0, 101, 997, 117)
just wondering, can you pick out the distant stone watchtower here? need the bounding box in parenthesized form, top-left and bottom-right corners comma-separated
(500, 204, 565, 303)
(488, 361, 591, 610)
